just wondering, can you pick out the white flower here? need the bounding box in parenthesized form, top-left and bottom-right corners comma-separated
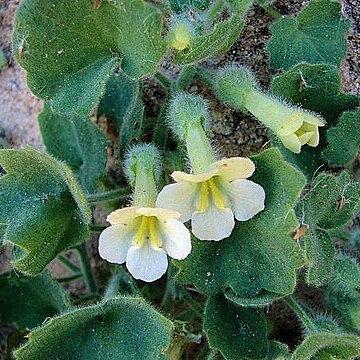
(99, 206, 191, 282)
(156, 157, 265, 241)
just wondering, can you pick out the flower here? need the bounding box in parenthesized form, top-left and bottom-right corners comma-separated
(168, 23, 192, 51)
(99, 206, 191, 282)
(156, 157, 265, 241)
(277, 111, 324, 154)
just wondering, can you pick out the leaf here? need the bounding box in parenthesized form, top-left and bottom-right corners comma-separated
(298, 172, 359, 286)
(323, 107, 360, 166)
(204, 294, 268, 360)
(169, 0, 211, 12)
(97, 73, 144, 154)
(303, 230, 334, 287)
(176, 148, 305, 306)
(291, 333, 360, 360)
(14, 297, 173, 360)
(0, 147, 90, 275)
(38, 105, 108, 193)
(268, 341, 290, 360)
(13, 0, 166, 115)
(267, 0, 350, 70)
(174, 0, 252, 64)
(0, 271, 69, 330)
(270, 63, 360, 179)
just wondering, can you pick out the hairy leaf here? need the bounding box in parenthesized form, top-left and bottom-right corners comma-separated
(267, 0, 350, 70)
(174, 0, 252, 64)
(268, 341, 290, 360)
(176, 148, 305, 305)
(204, 294, 268, 360)
(13, 0, 166, 114)
(39, 105, 108, 193)
(0, 147, 90, 275)
(98, 73, 144, 154)
(169, 0, 210, 12)
(292, 333, 360, 360)
(14, 297, 173, 360)
(323, 107, 360, 166)
(0, 271, 69, 330)
(270, 63, 360, 179)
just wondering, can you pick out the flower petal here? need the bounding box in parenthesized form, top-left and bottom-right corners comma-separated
(136, 207, 180, 220)
(280, 133, 302, 153)
(191, 206, 235, 241)
(298, 131, 314, 145)
(106, 206, 140, 226)
(213, 157, 255, 181)
(229, 179, 265, 221)
(278, 112, 303, 136)
(171, 169, 217, 183)
(98, 224, 134, 264)
(160, 218, 191, 260)
(156, 182, 197, 222)
(126, 245, 168, 282)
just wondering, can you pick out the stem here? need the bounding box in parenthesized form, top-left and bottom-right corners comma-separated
(155, 71, 173, 90)
(57, 254, 81, 273)
(104, 268, 139, 299)
(153, 99, 170, 149)
(56, 273, 83, 283)
(285, 295, 318, 333)
(76, 243, 97, 295)
(86, 188, 130, 204)
(161, 263, 177, 309)
(176, 66, 196, 91)
(207, 0, 224, 21)
(261, 4, 282, 19)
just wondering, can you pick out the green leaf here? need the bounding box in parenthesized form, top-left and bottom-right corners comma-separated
(14, 297, 173, 360)
(0, 147, 90, 275)
(176, 148, 305, 305)
(98, 73, 144, 154)
(39, 105, 108, 193)
(323, 107, 360, 166)
(303, 230, 334, 287)
(169, 0, 210, 12)
(13, 0, 166, 115)
(0, 271, 69, 330)
(268, 341, 290, 360)
(174, 0, 252, 65)
(270, 63, 360, 179)
(267, 0, 350, 70)
(204, 294, 268, 360)
(298, 172, 359, 286)
(291, 333, 360, 360)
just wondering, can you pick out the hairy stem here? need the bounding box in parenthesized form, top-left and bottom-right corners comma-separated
(86, 187, 130, 204)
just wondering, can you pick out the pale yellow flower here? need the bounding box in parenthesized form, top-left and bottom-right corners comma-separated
(156, 157, 265, 241)
(99, 206, 191, 282)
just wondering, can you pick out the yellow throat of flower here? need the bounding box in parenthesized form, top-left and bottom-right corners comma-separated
(134, 216, 161, 249)
(198, 178, 227, 212)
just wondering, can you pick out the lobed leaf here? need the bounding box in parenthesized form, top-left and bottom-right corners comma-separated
(13, 0, 166, 115)
(0, 147, 90, 275)
(0, 271, 69, 330)
(267, 0, 350, 70)
(39, 105, 108, 193)
(176, 148, 306, 305)
(14, 297, 173, 360)
(204, 294, 268, 360)
(97, 73, 144, 154)
(323, 107, 360, 166)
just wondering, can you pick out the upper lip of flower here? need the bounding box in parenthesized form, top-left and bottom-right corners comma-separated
(156, 157, 265, 241)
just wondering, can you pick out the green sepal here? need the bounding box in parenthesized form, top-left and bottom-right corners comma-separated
(14, 296, 173, 360)
(270, 63, 360, 179)
(174, 0, 252, 64)
(322, 107, 360, 166)
(13, 0, 166, 115)
(97, 73, 144, 154)
(175, 148, 305, 305)
(0, 147, 90, 275)
(39, 105, 108, 193)
(267, 0, 350, 70)
(0, 271, 69, 330)
(203, 294, 268, 360)
(291, 333, 360, 360)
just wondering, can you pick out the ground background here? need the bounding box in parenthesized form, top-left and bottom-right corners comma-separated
(0, 0, 359, 358)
